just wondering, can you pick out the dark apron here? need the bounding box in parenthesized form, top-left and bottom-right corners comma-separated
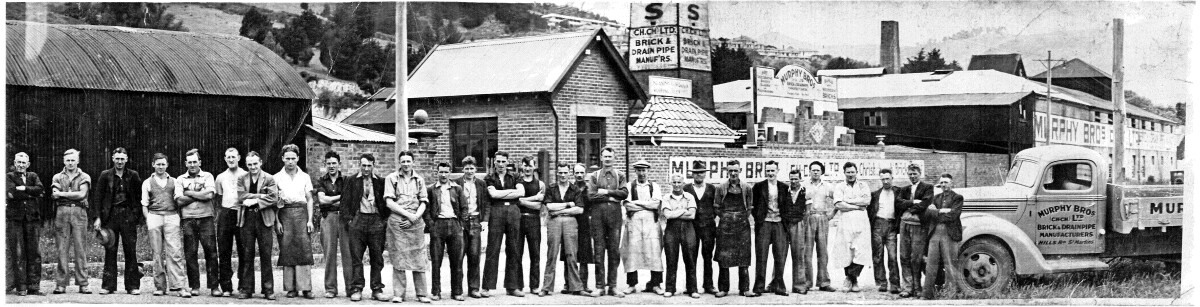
(715, 187, 752, 268)
(276, 205, 314, 266)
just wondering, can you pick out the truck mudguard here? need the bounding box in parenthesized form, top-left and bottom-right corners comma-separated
(960, 212, 1053, 275)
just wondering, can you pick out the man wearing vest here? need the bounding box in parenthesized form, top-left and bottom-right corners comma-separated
(316, 151, 353, 299)
(176, 149, 218, 297)
(783, 168, 807, 294)
(682, 161, 718, 296)
(921, 174, 968, 300)
(515, 156, 547, 296)
(51, 149, 93, 294)
(621, 160, 664, 295)
(585, 147, 628, 298)
(236, 152, 280, 300)
(142, 153, 187, 297)
(539, 163, 585, 296)
(897, 164, 934, 298)
(482, 151, 525, 297)
(751, 160, 792, 296)
(713, 160, 754, 298)
(94, 147, 144, 295)
(868, 169, 903, 294)
(8, 152, 45, 296)
(341, 153, 390, 302)
(661, 173, 699, 298)
(454, 156, 490, 299)
(427, 162, 468, 301)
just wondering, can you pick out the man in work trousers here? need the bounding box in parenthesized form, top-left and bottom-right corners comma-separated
(798, 161, 836, 293)
(214, 147, 247, 297)
(585, 147, 628, 298)
(783, 168, 807, 294)
(427, 162, 468, 301)
(454, 156, 490, 298)
(94, 147, 144, 295)
(751, 160, 792, 296)
(921, 174, 967, 300)
(482, 151, 526, 297)
(661, 173, 699, 298)
(868, 168, 902, 294)
(51, 148, 93, 294)
(682, 161, 718, 295)
(713, 160, 754, 297)
(515, 156, 547, 296)
(176, 149, 219, 296)
(143, 153, 188, 297)
(8, 152, 45, 296)
(539, 163, 585, 296)
(316, 151, 353, 299)
(896, 164, 934, 298)
(236, 152, 280, 300)
(341, 153, 390, 302)
(621, 160, 664, 295)
(274, 145, 317, 299)
(563, 163, 595, 294)
(830, 162, 872, 292)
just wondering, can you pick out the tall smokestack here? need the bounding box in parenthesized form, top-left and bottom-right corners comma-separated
(881, 21, 901, 74)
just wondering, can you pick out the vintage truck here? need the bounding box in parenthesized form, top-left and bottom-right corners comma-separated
(952, 145, 1184, 292)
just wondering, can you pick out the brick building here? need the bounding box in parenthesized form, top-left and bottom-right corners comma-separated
(304, 116, 409, 176)
(341, 29, 646, 181)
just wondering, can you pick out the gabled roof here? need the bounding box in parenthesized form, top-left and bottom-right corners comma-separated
(1030, 58, 1112, 79)
(631, 96, 740, 137)
(967, 54, 1026, 77)
(407, 29, 646, 100)
(307, 116, 397, 143)
(6, 21, 314, 99)
(368, 87, 395, 101)
(713, 80, 752, 104)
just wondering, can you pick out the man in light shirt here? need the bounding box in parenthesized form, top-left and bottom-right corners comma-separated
(868, 169, 902, 294)
(427, 162, 467, 301)
(175, 149, 218, 297)
(830, 162, 872, 292)
(341, 154, 389, 302)
(142, 153, 187, 297)
(798, 161, 835, 293)
(274, 144, 317, 299)
(750, 161, 792, 296)
(454, 156, 489, 298)
(661, 173, 698, 298)
(214, 147, 246, 297)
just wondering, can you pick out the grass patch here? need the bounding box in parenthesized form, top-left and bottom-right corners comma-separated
(944, 258, 1180, 299)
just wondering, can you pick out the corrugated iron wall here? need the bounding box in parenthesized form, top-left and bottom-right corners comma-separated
(6, 86, 311, 205)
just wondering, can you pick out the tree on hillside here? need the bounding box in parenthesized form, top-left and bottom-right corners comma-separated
(318, 2, 394, 94)
(60, 3, 186, 31)
(239, 6, 271, 43)
(1124, 90, 1183, 123)
(711, 42, 754, 84)
(822, 57, 872, 71)
(1176, 102, 1186, 124)
(900, 48, 961, 73)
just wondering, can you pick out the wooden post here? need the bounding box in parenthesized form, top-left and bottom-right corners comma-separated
(1044, 50, 1053, 146)
(1112, 18, 1125, 184)
(395, 2, 409, 152)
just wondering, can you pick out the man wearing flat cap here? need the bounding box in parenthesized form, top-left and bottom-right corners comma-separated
(620, 160, 664, 295)
(682, 161, 718, 296)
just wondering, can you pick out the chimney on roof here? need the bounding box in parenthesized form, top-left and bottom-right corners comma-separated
(881, 21, 901, 74)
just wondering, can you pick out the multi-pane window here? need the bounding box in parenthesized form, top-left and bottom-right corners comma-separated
(864, 111, 887, 127)
(451, 118, 498, 172)
(577, 117, 606, 169)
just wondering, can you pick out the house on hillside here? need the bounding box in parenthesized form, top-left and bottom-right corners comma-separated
(967, 53, 1027, 77)
(341, 29, 646, 175)
(6, 21, 316, 182)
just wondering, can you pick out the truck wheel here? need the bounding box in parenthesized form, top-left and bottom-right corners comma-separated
(959, 237, 1014, 292)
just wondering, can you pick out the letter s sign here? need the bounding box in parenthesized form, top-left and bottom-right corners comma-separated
(688, 4, 700, 20)
(646, 3, 664, 20)
(630, 3, 679, 28)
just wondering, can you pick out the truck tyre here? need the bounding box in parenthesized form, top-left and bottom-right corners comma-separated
(959, 237, 1014, 293)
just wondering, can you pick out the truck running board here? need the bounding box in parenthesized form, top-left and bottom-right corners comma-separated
(1042, 256, 1111, 273)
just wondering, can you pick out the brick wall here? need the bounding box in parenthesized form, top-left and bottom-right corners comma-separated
(883, 149, 1010, 188)
(551, 42, 634, 173)
(305, 135, 397, 178)
(628, 143, 888, 194)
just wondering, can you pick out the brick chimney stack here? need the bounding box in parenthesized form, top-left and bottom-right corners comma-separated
(881, 21, 901, 74)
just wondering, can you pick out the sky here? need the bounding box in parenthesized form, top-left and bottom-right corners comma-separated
(572, 1, 1194, 106)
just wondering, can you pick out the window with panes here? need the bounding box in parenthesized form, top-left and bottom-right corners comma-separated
(577, 117, 606, 169)
(450, 118, 498, 172)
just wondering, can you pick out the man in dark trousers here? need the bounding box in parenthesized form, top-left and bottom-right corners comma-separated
(921, 174, 967, 300)
(236, 152, 280, 300)
(427, 162, 468, 301)
(454, 156, 490, 298)
(750, 160, 791, 296)
(515, 156, 547, 296)
(7, 152, 45, 296)
(682, 161, 717, 295)
(93, 147, 144, 295)
(563, 163, 594, 294)
(868, 169, 902, 294)
(341, 153, 390, 302)
(783, 168, 806, 294)
(315, 152, 352, 299)
(896, 164, 934, 298)
(585, 147, 628, 298)
(483, 151, 526, 297)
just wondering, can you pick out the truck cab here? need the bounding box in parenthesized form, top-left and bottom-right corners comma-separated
(950, 145, 1184, 292)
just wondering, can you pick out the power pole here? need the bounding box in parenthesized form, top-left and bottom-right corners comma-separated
(1034, 51, 1067, 146)
(1112, 18, 1125, 184)
(395, 2, 409, 152)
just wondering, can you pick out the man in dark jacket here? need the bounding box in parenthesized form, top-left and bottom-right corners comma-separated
(682, 161, 718, 295)
(340, 153, 390, 302)
(92, 148, 144, 295)
(427, 162, 469, 301)
(454, 156, 490, 298)
(783, 168, 806, 294)
(920, 173, 966, 300)
(750, 161, 791, 296)
(896, 164, 934, 298)
(7, 152, 45, 296)
(867, 169, 902, 294)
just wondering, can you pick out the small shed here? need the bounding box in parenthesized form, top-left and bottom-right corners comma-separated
(6, 21, 316, 182)
(305, 116, 409, 175)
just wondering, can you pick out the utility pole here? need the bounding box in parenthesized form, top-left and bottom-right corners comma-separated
(1112, 18, 1125, 184)
(1034, 51, 1067, 146)
(395, 2, 408, 152)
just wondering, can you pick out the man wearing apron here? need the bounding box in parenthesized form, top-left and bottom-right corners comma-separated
(830, 162, 872, 292)
(273, 144, 316, 299)
(713, 160, 755, 298)
(385, 151, 431, 303)
(620, 160, 664, 295)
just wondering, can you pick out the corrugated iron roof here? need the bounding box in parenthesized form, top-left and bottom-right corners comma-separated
(368, 87, 395, 101)
(1030, 58, 1113, 79)
(840, 92, 1034, 109)
(6, 21, 314, 99)
(308, 116, 395, 143)
(408, 29, 644, 99)
(340, 99, 390, 125)
(713, 80, 752, 103)
(716, 101, 752, 113)
(630, 96, 741, 137)
(967, 54, 1026, 77)
(816, 67, 885, 77)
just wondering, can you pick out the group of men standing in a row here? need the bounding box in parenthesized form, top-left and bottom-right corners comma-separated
(7, 145, 967, 302)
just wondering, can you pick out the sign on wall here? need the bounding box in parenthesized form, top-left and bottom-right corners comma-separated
(630, 2, 709, 29)
(1034, 112, 1183, 152)
(1034, 202, 1099, 254)
(669, 156, 924, 184)
(753, 65, 837, 102)
(648, 75, 693, 98)
(628, 2, 711, 72)
(678, 27, 711, 71)
(629, 26, 679, 70)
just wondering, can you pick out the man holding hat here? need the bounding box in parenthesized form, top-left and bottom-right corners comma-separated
(621, 160, 664, 295)
(94, 147, 144, 295)
(682, 161, 718, 295)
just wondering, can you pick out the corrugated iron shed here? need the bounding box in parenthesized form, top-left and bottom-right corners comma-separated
(1030, 58, 1113, 79)
(308, 116, 396, 143)
(840, 92, 1033, 109)
(967, 54, 1026, 77)
(631, 96, 741, 136)
(6, 20, 314, 99)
